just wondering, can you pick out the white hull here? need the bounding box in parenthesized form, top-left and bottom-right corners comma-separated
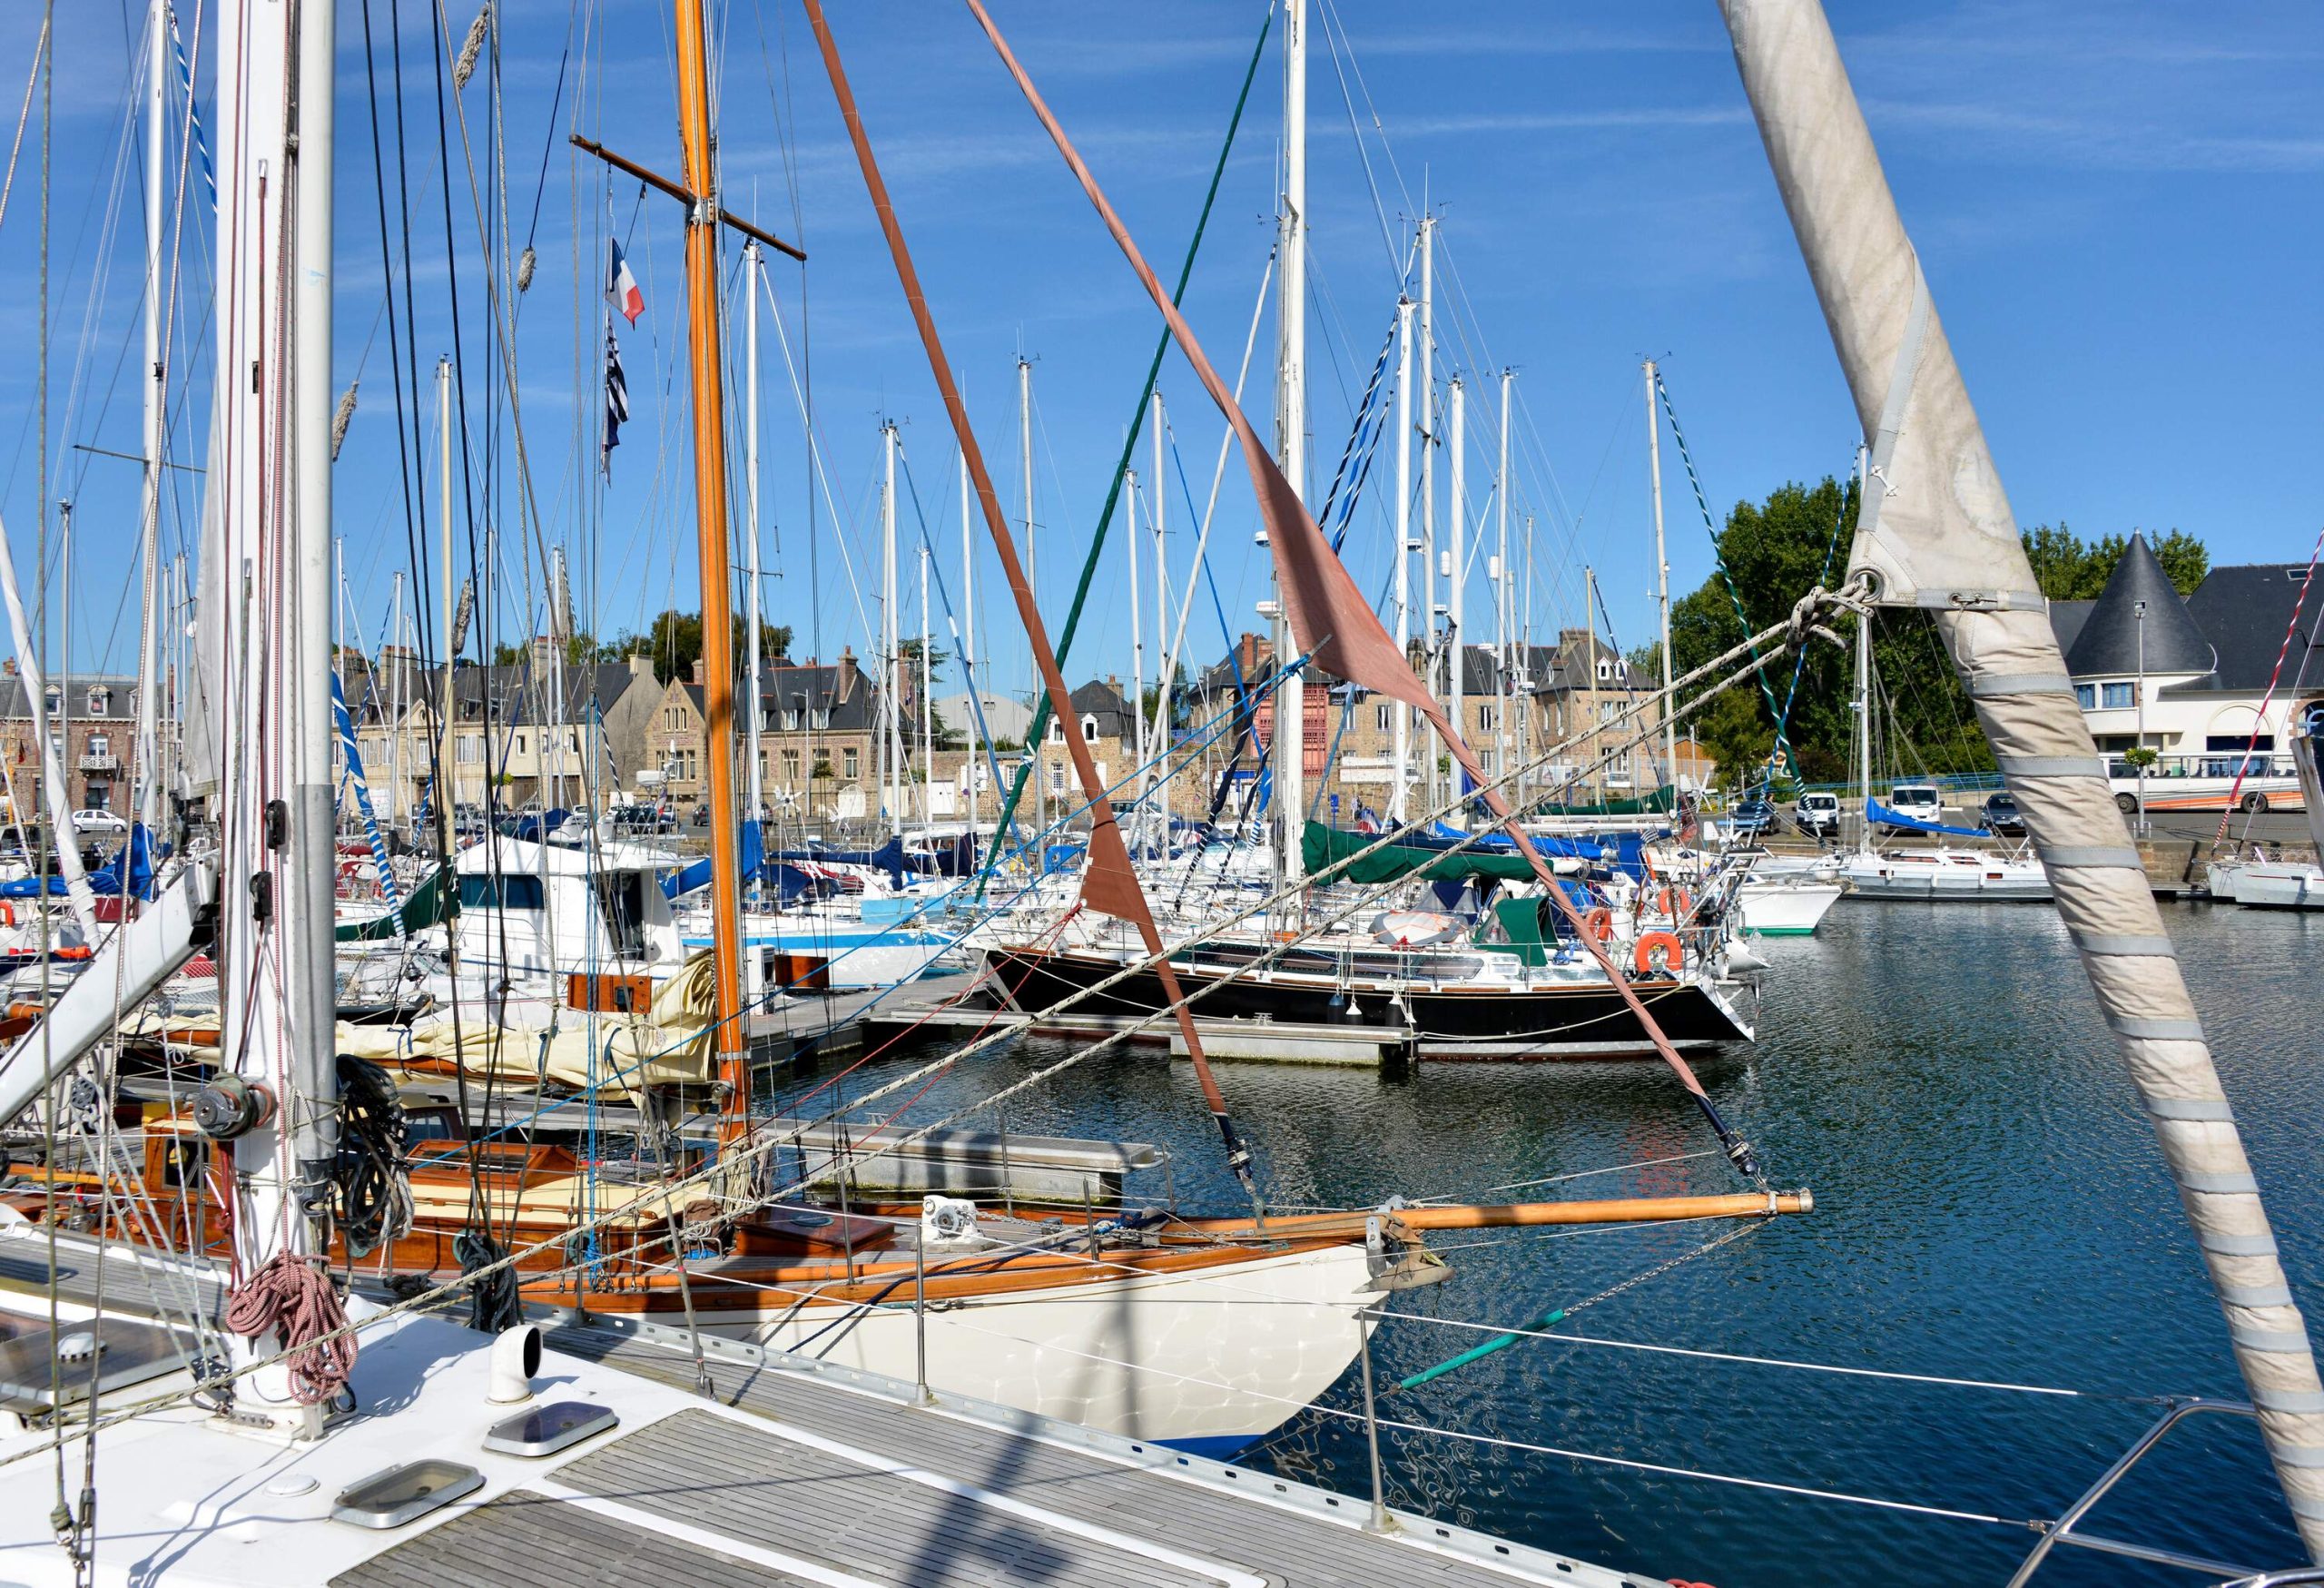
(1734, 879, 1844, 935)
(709, 1243, 1376, 1452)
(2209, 860, 2324, 910)
(1841, 848, 2052, 902)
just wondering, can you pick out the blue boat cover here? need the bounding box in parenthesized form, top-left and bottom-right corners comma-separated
(1866, 797, 1986, 839)
(2, 824, 164, 901)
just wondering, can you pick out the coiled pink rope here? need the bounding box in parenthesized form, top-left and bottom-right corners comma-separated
(224, 1251, 356, 1406)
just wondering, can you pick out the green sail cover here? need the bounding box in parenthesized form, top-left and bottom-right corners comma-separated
(1529, 785, 1678, 817)
(334, 865, 456, 942)
(1302, 821, 1538, 885)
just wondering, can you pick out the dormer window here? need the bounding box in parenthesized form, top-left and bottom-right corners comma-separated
(1047, 717, 1063, 745)
(42, 686, 58, 716)
(85, 687, 109, 715)
(1081, 715, 1099, 741)
(1595, 660, 1610, 682)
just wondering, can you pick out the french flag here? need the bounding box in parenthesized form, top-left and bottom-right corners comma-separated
(606, 237, 644, 324)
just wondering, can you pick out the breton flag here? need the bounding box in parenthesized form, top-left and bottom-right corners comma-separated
(606, 237, 645, 324)
(603, 329, 629, 469)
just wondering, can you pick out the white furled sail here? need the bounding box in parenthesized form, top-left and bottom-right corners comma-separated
(1720, 0, 2324, 1557)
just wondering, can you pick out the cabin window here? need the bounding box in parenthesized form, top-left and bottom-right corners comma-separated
(2102, 682, 2134, 709)
(842, 747, 860, 779)
(2074, 684, 2096, 709)
(457, 873, 546, 910)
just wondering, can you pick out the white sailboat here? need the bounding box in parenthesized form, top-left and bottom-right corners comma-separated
(2207, 703, 2324, 908)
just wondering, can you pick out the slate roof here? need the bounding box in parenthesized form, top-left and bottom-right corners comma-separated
(2063, 534, 2216, 677)
(2045, 600, 2096, 663)
(757, 656, 881, 731)
(341, 658, 648, 728)
(2165, 561, 2324, 696)
(1067, 679, 1137, 739)
(0, 674, 140, 722)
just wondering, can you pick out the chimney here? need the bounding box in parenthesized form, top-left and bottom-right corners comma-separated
(837, 645, 860, 695)
(691, 658, 706, 687)
(530, 634, 556, 673)
(628, 652, 654, 678)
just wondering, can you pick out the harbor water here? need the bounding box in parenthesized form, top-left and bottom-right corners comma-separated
(796, 899, 2324, 1587)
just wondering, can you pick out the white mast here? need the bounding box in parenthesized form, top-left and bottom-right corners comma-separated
(1150, 389, 1169, 846)
(743, 239, 765, 833)
(1416, 212, 1436, 811)
(134, 0, 166, 836)
(1447, 375, 1466, 795)
(1521, 510, 1536, 803)
(1496, 369, 1512, 791)
(1645, 359, 1676, 792)
(202, 0, 337, 1435)
(918, 542, 932, 835)
(388, 573, 404, 824)
(1273, 0, 1307, 883)
(1018, 357, 1039, 836)
(1391, 294, 1413, 823)
(1125, 465, 1146, 839)
(438, 359, 456, 820)
(960, 449, 977, 837)
(881, 419, 901, 833)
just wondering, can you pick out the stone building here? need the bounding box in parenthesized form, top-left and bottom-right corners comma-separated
(0, 669, 143, 820)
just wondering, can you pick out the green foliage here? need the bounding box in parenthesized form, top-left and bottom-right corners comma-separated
(1670, 476, 1988, 787)
(2022, 524, 2209, 598)
(594, 611, 793, 684)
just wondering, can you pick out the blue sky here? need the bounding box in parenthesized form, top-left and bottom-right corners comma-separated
(0, 0, 2317, 705)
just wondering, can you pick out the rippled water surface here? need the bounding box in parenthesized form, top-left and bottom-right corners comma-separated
(792, 900, 2324, 1587)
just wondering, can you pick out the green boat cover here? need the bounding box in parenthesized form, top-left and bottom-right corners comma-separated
(335, 865, 456, 942)
(1528, 785, 1678, 817)
(1302, 821, 1538, 885)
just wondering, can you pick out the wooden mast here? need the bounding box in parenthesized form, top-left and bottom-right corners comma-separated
(672, 0, 748, 1132)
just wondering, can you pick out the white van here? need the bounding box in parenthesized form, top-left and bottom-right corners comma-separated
(1879, 784, 1944, 832)
(1793, 790, 1840, 838)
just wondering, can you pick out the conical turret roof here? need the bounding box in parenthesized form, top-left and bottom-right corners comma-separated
(2063, 534, 2215, 678)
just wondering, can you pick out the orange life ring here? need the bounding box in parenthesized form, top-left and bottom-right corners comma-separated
(1633, 931, 1684, 977)
(1581, 906, 1615, 942)
(1656, 886, 1693, 920)
(0, 902, 14, 926)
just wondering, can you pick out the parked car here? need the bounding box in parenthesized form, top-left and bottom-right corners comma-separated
(1793, 790, 1841, 839)
(69, 808, 128, 837)
(1982, 790, 2027, 836)
(1877, 784, 1944, 833)
(1727, 797, 1777, 842)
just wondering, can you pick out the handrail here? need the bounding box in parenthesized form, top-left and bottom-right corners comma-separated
(2008, 1397, 2290, 1586)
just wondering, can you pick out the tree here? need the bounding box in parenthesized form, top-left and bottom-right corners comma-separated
(595, 611, 793, 684)
(1669, 475, 1989, 789)
(2022, 523, 2208, 599)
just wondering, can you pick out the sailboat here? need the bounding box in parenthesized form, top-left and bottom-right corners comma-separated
(2207, 702, 2324, 907)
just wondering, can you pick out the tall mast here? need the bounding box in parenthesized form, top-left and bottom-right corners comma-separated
(438, 360, 456, 820)
(743, 239, 764, 833)
(1150, 389, 1168, 848)
(881, 419, 900, 831)
(1496, 369, 1512, 790)
(918, 542, 932, 837)
(1125, 465, 1145, 836)
(1018, 356, 1039, 836)
(1645, 359, 1675, 792)
(1447, 375, 1465, 795)
(287, 0, 339, 1267)
(672, 0, 747, 1126)
(1391, 294, 1413, 822)
(1272, 0, 1306, 883)
(1521, 510, 1535, 804)
(1416, 212, 1436, 811)
(388, 573, 404, 824)
(1583, 562, 1599, 804)
(960, 449, 976, 837)
(134, 0, 165, 836)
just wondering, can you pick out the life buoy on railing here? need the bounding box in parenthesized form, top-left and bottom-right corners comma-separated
(0, 902, 15, 927)
(1633, 931, 1684, 977)
(1581, 906, 1615, 943)
(1656, 886, 1693, 921)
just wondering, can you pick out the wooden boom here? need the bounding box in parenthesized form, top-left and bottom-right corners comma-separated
(1179, 1189, 1813, 1242)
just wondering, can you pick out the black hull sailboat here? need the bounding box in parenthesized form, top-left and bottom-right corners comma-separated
(971, 941, 1755, 1057)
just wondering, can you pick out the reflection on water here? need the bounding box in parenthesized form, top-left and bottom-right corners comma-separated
(790, 900, 2324, 1587)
